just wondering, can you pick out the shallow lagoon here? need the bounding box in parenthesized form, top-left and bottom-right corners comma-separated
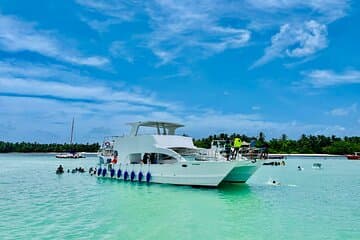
(0, 154, 359, 239)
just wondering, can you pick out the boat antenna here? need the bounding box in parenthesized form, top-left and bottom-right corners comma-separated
(70, 117, 74, 145)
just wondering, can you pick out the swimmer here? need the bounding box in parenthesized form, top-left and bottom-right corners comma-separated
(56, 165, 64, 174)
(267, 178, 280, 186)
(272, 180, 280, 185)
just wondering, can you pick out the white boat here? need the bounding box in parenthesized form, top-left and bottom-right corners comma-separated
(55, 152, 85, 159)
(55, 117, 85, 159)
(97, 121, 263, 187)
(312, 163, 322, 169)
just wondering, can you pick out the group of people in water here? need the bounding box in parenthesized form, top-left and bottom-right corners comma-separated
(56, 165, 85, 174)
(263, 161, 286, 166)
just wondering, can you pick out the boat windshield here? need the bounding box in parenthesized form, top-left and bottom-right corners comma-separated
(171, 148, 217, 161)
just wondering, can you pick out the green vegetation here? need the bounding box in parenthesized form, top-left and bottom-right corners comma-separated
(0, 141, 100, 153)
(194, 132, 360, 155)
(1, 133, 359, 154)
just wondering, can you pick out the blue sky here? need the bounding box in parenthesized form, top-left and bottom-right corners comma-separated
(0, 0, 359, 143)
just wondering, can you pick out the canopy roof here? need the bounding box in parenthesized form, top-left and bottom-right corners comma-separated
(127, 121, 184, 136)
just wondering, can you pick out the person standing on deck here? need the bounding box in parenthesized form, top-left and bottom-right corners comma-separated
(233, 138, 242, 159)
(225, 140, 231, 160)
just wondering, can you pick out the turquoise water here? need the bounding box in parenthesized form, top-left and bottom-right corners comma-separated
(0, 154, 359, 240)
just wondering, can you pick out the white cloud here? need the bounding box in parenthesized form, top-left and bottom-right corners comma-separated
(76, 0, 348, 66)
(0, 14, 108, 67)
(0, 60, 95, 83)
(0, 60, 177, 111)
(246, 0, 347, 17)
(4, 93, 350, 142)
(245, 0, 348, 30)
(301, 69, 360, 87)
(109, 41, 134, 63)
(76, 0, 136, 20)
(145, 0, 251, 64)
(329, 104, 357, 116)
(76, 0, 137, 32)
(252, 20, 327, 68)
(0, 77, 172, 109)
(79, 16, 122, 32)
(180, 112, 353, 138)
(77, 0, 251, 64)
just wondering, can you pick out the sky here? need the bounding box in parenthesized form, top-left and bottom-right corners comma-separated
(0, 0, 359, 143)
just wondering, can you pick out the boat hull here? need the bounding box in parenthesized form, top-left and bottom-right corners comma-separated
(346, 155, 360, 160)
(95, 159, 261, 187)
(222, 161, 261, 183)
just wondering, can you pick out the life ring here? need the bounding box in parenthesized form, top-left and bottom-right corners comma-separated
(104, 141, 111, 147)
(130, 171, 136, 181)
(117, 169, 122, 178)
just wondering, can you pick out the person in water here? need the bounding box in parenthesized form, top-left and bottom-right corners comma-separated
(272, 180, 280, 185)
(56, 165, 64, 174)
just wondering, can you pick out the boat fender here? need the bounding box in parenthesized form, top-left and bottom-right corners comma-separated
(138, 171, 143, 182)
(110, 168, 115, 178)
(124, 171, 129, 181)
(130, 171, 136, 181)
(117, 169, 122, 178)
(146, 172, 151, 183)
(102, 168, 107, 177)
(97, 168, 102, 176)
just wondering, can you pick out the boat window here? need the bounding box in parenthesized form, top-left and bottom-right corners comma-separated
(158, 154, 177, 164)
(129, 153, 142, 164)
(141, 153, 177, 164)
(136, 126, 169, 136)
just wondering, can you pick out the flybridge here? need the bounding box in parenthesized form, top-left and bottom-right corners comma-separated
(127, 121, 184, 136)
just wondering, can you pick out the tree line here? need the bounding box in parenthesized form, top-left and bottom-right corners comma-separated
(1, 133, 359, 154)
(0, 141, 100, 153)
(193, 133, 360, 155)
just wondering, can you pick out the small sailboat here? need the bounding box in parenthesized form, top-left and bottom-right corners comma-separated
(56, 117, 85, 159)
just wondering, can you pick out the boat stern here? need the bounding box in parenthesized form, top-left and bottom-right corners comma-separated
(222, 160, 262, 183)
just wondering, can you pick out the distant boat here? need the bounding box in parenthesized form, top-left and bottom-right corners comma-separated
(55, 117, 85, 159)
(312, 163, 322, 169)
(346, 152, 360, 160)
(55, 152, 85, 159)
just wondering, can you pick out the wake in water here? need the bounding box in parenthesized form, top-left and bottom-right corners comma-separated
(266, 178, 281, 186)
(266, 178, 297, 187)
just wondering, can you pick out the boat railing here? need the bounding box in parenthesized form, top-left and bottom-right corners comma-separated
(239, 148, 268, 160)
(205, 146, 268, 160)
